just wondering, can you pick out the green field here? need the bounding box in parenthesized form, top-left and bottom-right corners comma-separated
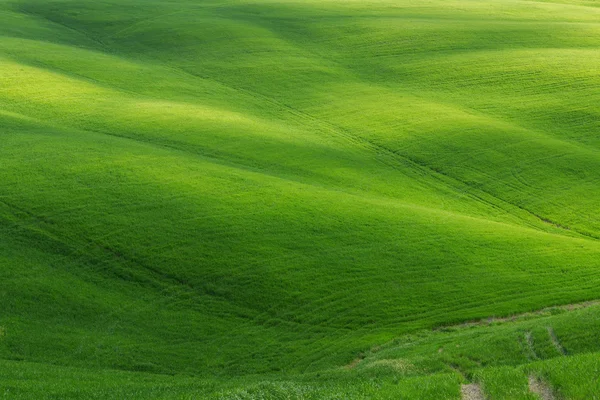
(1, 0, 600, 397)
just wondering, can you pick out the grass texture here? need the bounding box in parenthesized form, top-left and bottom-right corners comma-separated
(1, 0, 600, 397)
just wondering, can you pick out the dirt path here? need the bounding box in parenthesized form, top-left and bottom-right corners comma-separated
(529, 376, 555, 400)
(461, 383, 485, 400)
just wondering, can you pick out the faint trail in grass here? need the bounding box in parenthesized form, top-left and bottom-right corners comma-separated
(8, 101, 591, 249)
(547, 327, 567, 355)
(344, 357, 363, 370)
(109, 10, 189, 39)
(528, 376, 556, 400)
(524, 331, 539, 361)
(90, 11, 596, 235)
(435, 300, 600, 331)
(16, 6, 107, 50)
(169, 62, 600, 241)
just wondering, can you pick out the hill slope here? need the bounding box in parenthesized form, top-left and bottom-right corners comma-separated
(1, 0, 600, 397)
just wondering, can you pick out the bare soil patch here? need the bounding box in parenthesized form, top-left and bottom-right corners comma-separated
(461, 383, 485, 400)
(529, 376, 555, 400)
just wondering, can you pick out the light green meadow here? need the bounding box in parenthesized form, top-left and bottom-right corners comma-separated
(1, 0, 599, 397)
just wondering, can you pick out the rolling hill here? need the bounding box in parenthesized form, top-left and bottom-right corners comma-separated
(1, 0, 600, 398)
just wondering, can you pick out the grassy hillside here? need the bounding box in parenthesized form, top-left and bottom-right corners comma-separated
(1, 0, 600, 397)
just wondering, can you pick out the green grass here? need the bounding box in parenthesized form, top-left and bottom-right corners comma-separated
(1, 0, 600, 397)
